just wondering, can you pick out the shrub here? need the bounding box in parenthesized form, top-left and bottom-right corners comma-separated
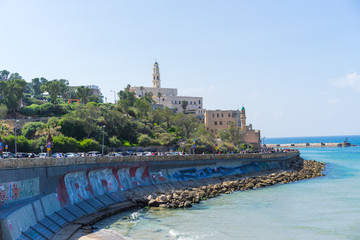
(21, 121, 46, 139)
(20, 104, 40, 116)
(38, 103, 55, 116)
(137, 134, 151, 146)
(78, 139, 101, 152)
(58, 117, 87, 140)
(53, 104, 70, 115)
(53, 135, 79, 153)
(109, 136, 121, 147)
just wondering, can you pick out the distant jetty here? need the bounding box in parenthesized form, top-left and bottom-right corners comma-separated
(265, 141, 356, 148)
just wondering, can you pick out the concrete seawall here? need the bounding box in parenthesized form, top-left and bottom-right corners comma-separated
(0, 152, 300, 240)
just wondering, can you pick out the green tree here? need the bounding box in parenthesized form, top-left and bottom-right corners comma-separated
(8, 73, 23, 81)
(30, 77, 47, 98)
(158, 132, 177, 147)
(134, 98, 151, 119)
(41, 79, 68, 104)
(140, 86, 145, 97)
(79, 139, 101, 152)
(157, 92, 162, 104)
(21, 121, 46, 139)
(53, 135, 78, 152)
(137, 134, 152, 146)
(58, 116, 87, 140)
(144, 92, 154, 103)
(181, 100, 188, 111)
(0, 78, 27, 115)
(0, 70, 10, 80)
(118, 84, 136, 106)
(76, 86, 91, 104)
(0, 104, 8, 119)
(71, 103, 101, 138)
(175, 113, 198, 139)
(109, 136, 121, 148)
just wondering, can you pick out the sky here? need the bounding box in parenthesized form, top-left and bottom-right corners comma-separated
(0, 0, 359, 138)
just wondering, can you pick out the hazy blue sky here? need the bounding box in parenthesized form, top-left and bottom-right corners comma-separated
(1, 0, 359, 138)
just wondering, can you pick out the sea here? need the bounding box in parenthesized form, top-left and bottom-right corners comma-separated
(92, 135, 360, 240)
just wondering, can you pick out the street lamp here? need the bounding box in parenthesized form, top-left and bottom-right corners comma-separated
(14, 120, 19, 155)
(110, 90, 116, 104)
(102, 125, 106, 155)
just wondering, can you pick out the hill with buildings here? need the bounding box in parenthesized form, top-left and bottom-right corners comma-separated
(0, 64, 261, 154)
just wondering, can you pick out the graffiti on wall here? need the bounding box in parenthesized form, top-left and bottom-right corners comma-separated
(57, 163, 152, 206)
(170, 161, 275, 181)
(0, 178, 40, 207)
(56, 160, 285, 206)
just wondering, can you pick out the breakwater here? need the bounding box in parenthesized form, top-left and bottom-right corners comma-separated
(0, 151, 304, 240)
(265, 141, 355, 148)
(142, 160, 325, 209)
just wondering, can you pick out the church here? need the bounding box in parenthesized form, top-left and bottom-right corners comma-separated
(129, 62, 204, 114)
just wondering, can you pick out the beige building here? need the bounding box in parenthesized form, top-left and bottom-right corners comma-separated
(130, 62, 204, 113)
(205, 107, 261, 149)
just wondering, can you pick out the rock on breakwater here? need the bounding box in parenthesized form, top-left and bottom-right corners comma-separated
(123, 159, 325, 209)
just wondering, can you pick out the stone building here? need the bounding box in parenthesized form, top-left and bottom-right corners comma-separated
(129, 62, 204, 113)
(204, 107, 261, 149)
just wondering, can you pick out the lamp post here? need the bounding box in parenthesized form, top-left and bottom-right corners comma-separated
(14, 120, 19, 155)
(110, 90, 116, 104)
(102, 125, 106, 155)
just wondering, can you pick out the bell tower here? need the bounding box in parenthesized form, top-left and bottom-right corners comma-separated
(240, 106, 246, 129)
(152, 61, 161, 88)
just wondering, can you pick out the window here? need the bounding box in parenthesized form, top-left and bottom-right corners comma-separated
(214, 121, 218, 125)
(153, 76, 155, 80)
(220, 121, 223, 125)
(212, 114, 215, 118)
(228, 113, 231, 117)
(190, 101, 192, 105)
(221, 113, 223, 117)
(199, 100, 201, 104)
(157, 76, 159, 80)
(162, 98, 165, 101)
(217, 113, 219, 117)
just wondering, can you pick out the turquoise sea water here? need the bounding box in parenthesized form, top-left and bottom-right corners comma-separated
(95, 136, 360, 240)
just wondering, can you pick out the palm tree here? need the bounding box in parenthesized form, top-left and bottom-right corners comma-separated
(140, 86, 145, 97)
(157, 92, 162, 104)
(181, 100, 188, 111)
(76, 86, 91, 104)
(35, 123, 61, 137)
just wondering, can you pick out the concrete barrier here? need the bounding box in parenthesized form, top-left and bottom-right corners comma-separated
(0, 151, 300, 240)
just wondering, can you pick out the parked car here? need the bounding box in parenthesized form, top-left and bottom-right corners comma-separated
(106, 152, 122, 156)
(143, 151, 152, 156)
(27, 153, 37, 158)
(14, 152, 27, 158)
(65, 153, 79, 158)
(52, 153, 65, 158)
(39, 153, 47, 158)
(88, 151, 101, 156)
(119, 152, 129, 156)
(2, 152, 14, 158)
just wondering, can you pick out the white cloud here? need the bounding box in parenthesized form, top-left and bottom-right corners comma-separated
(327, 98, 339, 103)
(330, 72, 360, 92)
